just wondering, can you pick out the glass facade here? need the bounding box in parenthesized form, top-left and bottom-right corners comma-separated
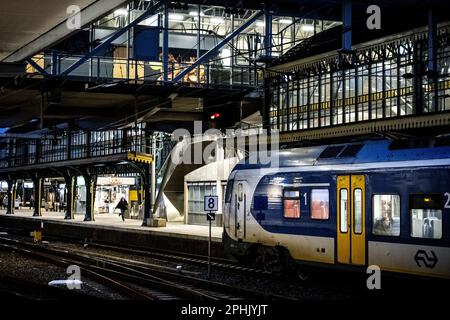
(268, 25, 450, 132)
(187, 182, 217, 214)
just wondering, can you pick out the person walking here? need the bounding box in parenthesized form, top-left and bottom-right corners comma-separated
(115, 197, 128, 222)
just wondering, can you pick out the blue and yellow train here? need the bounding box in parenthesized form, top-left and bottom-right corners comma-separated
(223, 139, 450, 279)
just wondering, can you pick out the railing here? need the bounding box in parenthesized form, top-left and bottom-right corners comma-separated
(26, 53, 264, 88)
(0, 128, 176, 171)
(0, 127, 146, 169)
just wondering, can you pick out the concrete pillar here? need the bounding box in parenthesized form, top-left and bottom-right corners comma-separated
(84, 175, 96, 221)
(64, 175, 75, 220)
(6, 178, 15, 215)
(32, 177, 43, 217)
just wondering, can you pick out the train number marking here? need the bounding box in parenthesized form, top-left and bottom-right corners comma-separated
(303, 193, 307, 206)
(414, 250, 438, 268)
(444, 192, 450, 209)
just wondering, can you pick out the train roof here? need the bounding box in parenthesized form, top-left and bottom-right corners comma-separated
(233, 139, 450, 171)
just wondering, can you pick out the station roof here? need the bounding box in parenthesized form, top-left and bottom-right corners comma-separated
(1, 0, 127, 62)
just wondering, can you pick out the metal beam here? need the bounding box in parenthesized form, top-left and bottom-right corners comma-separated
(4, 0, 130, 63)
(264, 12, 272, 57)
(25, 58, 48, 76)
(162, 3, 169, 82)
(428, 9, 437, 72)
(172, 10, 264, 83)
(342, 0, 352, 51)
(61, 1, 163, 76)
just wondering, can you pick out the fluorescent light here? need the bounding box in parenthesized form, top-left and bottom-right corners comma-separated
(141, 14, 158, 26)
(279, 18, 292, 24)
(114, 9, 128, 16)
(256, 21, 265, 27)
(189, 11, 204, 16)
(169, 13, 184, 21)
(300, 24, 315, 32)
(210, 17, 224, 24)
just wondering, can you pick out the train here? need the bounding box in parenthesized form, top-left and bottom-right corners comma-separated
(223, 138, 450, 279)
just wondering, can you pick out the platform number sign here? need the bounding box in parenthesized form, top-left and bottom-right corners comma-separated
(204, 196, 218, 221)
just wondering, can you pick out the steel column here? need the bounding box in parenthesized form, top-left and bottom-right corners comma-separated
(162, 3, 169, 82)
(428, 9, 439, 112)
(33, 177, 43, 217)
(6, 178, 15, 215)
(197, 4, 201, 83)
(342, 0, 352, 51)
(265, 12, 272, 57)
(84, 174, 96, 221)
(142, 166, 151, 226)
(64, 175, 75, 220)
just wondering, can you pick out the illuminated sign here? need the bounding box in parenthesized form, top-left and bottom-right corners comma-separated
(24, 182, 34, 189)
(96, 177, 135, 186)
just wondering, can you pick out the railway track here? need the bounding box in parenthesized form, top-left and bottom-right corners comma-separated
(0, 235, 289, 300)
(0, 226, 270, 277)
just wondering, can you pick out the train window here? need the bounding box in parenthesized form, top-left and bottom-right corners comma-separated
(311, 189, 329, 220)
(283, 189, 300, 219)
(225, 179, 234, 203)
(238, 183, 243, 202)
(354, 189, 362, 234)
(340, 189, 348, 232)
(410, 194, 443, 239)
(372, 195, 400, 236)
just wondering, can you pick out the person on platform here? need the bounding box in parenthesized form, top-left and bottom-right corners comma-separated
(115, 197, 128, 222)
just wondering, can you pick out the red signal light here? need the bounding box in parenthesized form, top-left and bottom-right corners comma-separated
(210, 113, 220, 120)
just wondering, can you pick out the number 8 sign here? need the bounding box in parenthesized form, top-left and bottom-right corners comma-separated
(204, 196, 218, 212)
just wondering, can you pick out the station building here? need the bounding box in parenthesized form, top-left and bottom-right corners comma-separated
(0, 0, 449, 233)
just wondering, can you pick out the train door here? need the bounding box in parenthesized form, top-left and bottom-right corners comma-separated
(337, 175, 366, 265)
(234, 180, 247, 240)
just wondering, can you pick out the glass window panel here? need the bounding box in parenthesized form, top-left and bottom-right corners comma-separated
(372, 195, 400, 236)
(284, 190, 300, 198)
(354, 189, 362, 234)
(238, 183, 243, 201)
(411, 209, 442, 239)
(283, 199, 300, 218)
(340, 189, 348, 232)
(410, 194, 443, 239)
(311, 189, 329, 220)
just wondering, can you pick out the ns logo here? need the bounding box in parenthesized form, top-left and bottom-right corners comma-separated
(414, 250, 438, 268)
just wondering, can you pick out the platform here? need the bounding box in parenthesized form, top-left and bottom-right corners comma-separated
(0, 209, 224, 258)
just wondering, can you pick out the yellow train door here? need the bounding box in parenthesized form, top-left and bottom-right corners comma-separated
(337, 175, 366, 265)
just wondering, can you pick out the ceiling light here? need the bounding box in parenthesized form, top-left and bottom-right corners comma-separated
(300, 24, 315, 32)
(279, 18, 292, 24)
(114, 9, 128, 16)
(210, 17, 224, 24)
(169, 13, 184, 21)
(189, 11, 204, 16)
